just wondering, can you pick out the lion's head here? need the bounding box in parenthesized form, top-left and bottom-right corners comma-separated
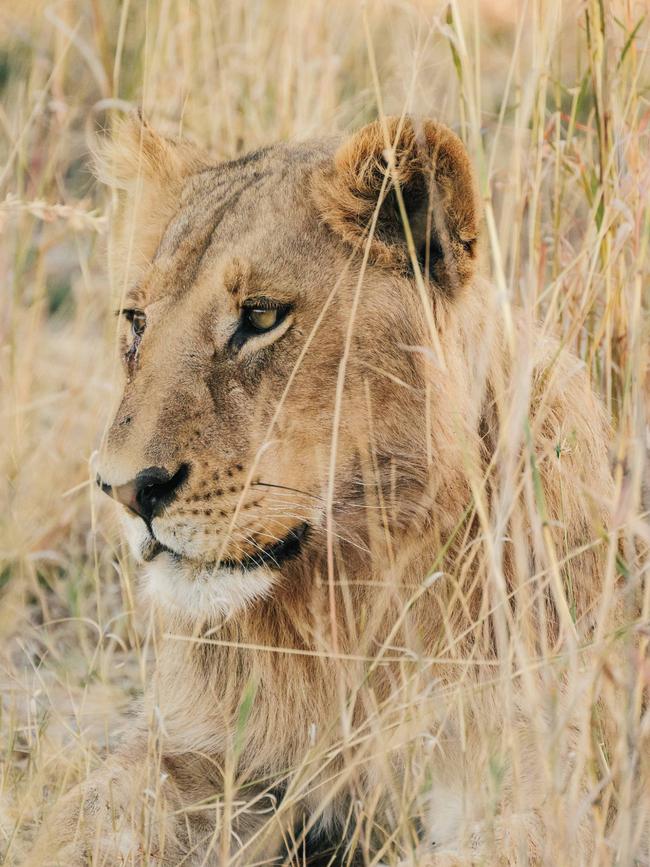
(95, 114, 482, 620)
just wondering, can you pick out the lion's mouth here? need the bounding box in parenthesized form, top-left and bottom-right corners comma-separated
(142, 522, 309, 571)
(142, 536, 177, 563)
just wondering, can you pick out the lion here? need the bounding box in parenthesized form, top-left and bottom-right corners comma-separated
(28, 113, 635, 866)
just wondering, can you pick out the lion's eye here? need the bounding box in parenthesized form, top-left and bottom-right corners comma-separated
(246, 308, 279, 332)
(120, 308, 146, 337)
(130, 312, 146, 337)
(230, 299, 292, 352)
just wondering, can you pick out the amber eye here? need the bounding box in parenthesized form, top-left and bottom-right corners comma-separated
(119, 308, 146, 337)
(245, 307, 279, 332)
(130, 311, 146, 337)
(231, 300, 292, 352)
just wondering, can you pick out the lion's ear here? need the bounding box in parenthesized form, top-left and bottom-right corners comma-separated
(93, 112, 207, 284)
(312, 117, 479, 295)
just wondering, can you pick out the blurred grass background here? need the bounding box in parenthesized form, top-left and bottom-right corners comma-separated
(0, 0, 648, 863)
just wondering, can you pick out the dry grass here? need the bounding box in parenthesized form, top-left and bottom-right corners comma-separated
(0, 0, 649, 864)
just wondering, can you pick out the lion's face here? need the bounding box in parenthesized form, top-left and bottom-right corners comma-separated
(95, 116, 478, 618)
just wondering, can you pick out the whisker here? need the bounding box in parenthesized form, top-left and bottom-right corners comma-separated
(252, 482, 321, 500)
(253, 480, 381, 507)
(254, 487, 384, 511)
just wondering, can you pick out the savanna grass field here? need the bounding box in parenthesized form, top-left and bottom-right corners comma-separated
(1, 0, 649, 864)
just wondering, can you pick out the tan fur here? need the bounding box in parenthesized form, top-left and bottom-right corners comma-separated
(29, 115, 630, 866)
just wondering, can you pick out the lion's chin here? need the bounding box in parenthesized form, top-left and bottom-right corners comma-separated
(141, 552, 276, 620)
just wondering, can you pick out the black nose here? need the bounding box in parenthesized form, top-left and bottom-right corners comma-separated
(97, 464, 190, 523)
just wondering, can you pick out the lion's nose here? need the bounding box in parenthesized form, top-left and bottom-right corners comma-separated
(97, 464, 189, 523)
